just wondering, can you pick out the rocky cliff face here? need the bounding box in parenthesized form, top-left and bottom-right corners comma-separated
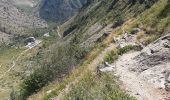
(39, 0, 87, 23)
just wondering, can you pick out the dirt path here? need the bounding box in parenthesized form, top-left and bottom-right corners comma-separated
(0, 48, 30, 79)
(51, 43, 116, 100)
(112, 52, 167, 100)
(0, 38, 42, 79)
(57, 26, 62, 38)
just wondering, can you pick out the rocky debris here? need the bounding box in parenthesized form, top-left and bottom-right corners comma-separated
(113, 32, 139, 48)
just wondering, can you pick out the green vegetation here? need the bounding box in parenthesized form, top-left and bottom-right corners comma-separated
(62, 73, 136, 100)
(15, 34, 89, 99)
(117, 45, 136, 56)
(104, 45, 140, 63)
(104, 50, 118, 63)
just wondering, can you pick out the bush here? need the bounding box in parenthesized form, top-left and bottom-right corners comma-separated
(117, 45, 135, 55)
(19, 66, 54, 99)
(104, 45, 139, 63)
(104, 50, 118, 63)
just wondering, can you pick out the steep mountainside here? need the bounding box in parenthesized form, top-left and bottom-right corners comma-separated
(39, 0, 87, 23)
(0, 0, 169, 99)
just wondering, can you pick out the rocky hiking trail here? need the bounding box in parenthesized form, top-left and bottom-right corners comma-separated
(110, 52, 169, 100)
(100, 33, 170, 100)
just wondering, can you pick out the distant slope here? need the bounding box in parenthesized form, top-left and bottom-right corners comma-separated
(39, 0, 87, 23)
(0, 0, 47, 44)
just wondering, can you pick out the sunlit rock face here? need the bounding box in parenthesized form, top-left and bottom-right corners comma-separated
(39, 0, 87, 23)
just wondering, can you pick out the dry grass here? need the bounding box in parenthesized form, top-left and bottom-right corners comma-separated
(136, 31, 145, 40)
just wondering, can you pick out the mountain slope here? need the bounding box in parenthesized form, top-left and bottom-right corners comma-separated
(6, 0, 169, 99)
(39, 0, 87, 23)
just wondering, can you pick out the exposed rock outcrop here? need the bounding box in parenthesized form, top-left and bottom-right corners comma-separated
(102, 33, 170, 100)
(133, 34, 170, 73)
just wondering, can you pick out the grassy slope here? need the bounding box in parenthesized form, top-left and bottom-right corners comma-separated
(28, 0, 170, 99)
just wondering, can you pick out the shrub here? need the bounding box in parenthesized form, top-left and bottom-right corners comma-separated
(117, 45, 135, 55)
(104, 50, 118, 63)
(19, 67, 54, 99)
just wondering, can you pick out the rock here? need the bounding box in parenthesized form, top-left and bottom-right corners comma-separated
(163, 40, 170, 48)
(135, 93, 140, 95)
(47, 90, 52, 94)
(44, 32, 50, 37)
(131, 28, 141, 34)
(127, 33, 170, 90)
(112, 33, 139, 48)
